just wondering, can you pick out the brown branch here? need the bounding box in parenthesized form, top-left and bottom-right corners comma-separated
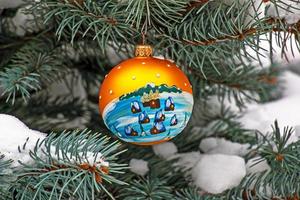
(58, 0, 118, 25)
(19, 162, 109, 184)
(79, 163, 109, 183)
(84, 12, 117, 25)
(46, 162, 110, 184)
(242, 189, 256, 200)
(275, 153, 284, 162)
(271, 194, 300, 200)
(185, 0, 210, 13)
(182, 18, 300, 46)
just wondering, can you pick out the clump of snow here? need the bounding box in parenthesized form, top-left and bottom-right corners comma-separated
(199, 138, 218, 152)
(240, 72, 300, 141)
(192, 154, 246, 194)
(0, 114, 46, 167)
(199, 137, 250, 156)
(85, 152, 109, 167)
(129, 158, 149, 176)
(239, 109, 272, 135)
(281, 72, 300, 98)
(246, 157, 270, 174)
(0, 114, 109, 168)
(152, 142, 178, 159)
(49, 147, 109, 168)
(172, 151, 202, 171)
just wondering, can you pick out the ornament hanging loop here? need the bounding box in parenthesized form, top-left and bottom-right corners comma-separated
(135, 45, 152, 57)
(142, 32, 146, 45)
(134, 30, 152, 57)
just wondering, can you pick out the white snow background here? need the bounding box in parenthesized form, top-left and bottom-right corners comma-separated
(0, 0, 300, 195)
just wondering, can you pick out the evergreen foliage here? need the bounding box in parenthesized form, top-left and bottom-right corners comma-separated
(227, 121, 300, 199)
(0, 155, 13, 200)
(0, 0, 300, 199)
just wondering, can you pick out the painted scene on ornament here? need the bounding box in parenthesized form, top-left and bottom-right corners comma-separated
(102, 83, 193, 144)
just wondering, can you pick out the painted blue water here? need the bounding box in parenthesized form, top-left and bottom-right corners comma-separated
(103, 92, 193, 144)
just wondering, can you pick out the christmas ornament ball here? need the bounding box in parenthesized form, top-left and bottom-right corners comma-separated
(99, 45, 194, 145)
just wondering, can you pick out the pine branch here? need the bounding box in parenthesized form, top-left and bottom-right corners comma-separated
(188, 65, 278, 89)
(159, 0, 299, 75)
(121, 0, 187, 31)
(119, 176, 174, 200)
(0, 155, 13, 200)
(184, 0, 210, 13)
(180, 18, 300, 46)
(259, 120, 299, 173)
(0, 38, 68, 104)
(227, 121, 300, 199)
(175, 187, 221, 200)
(36, 0, 135, 48)
(189, 64, 281, 106)
(11, 129, 128, 200)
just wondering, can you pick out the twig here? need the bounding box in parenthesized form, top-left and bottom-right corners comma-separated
(184, 0, 210, 13)
(182, 18, 300, 46)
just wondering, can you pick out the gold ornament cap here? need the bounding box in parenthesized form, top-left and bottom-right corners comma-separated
(135, 45, 153, 57)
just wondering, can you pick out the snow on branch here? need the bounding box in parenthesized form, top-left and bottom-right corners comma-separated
(0, 114, 128, 199)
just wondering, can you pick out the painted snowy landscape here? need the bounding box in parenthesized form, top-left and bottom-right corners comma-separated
(102, 84, 193, 144)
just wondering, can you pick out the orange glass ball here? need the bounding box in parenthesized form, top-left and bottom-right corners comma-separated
(99, 45, 194, 145)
